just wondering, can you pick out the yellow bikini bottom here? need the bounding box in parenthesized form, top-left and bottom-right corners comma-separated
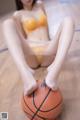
(27, 40, 49, 63)
(32, 46, 46, 63)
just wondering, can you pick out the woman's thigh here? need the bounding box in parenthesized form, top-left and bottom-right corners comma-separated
(21, 39, 40, 68)
(41, 39, 59, 67)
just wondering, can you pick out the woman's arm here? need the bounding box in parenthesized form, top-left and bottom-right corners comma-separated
(45, 17, 75, 90)
(13, 11, 26, 39)
(12, 11, 39, 68)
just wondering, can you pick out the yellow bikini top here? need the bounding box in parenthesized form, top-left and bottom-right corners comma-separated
(22, 12, 47, 32)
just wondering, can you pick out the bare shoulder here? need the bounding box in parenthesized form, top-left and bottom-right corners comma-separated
(34, 0, 46, 14)
(36, 0, 43, 4)
(13, 10, 23, 18)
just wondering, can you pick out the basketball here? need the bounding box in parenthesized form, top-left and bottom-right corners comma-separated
(22, 81, 63, 120)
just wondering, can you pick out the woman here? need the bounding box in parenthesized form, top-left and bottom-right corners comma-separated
(3, 0, 74, 95)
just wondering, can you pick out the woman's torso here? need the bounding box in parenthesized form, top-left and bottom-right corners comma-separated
(20, 8, 49, 41)
(16, 7, 50, 63)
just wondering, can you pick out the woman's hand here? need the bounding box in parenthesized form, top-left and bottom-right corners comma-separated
(45, 69, 58, 91)
(40, 79, 58, 91)
(23, 79, 38, 96)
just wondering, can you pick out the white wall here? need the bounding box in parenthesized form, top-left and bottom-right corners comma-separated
(0, 0, 16, 16)
(0, 0, 79, 16)
(59, 0, 80, 3)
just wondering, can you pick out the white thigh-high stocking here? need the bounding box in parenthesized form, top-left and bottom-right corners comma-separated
(41, 23, 62, 67)
(45, 17, 75, 90)
(3, 19, 38, 95)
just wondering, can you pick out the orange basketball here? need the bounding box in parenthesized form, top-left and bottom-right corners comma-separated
(21, 81, 63, 120)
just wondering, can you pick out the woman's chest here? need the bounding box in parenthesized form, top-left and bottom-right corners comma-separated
(20, 9, 47, 33)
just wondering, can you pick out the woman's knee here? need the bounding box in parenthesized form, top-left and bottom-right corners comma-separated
(3, 18, 20, 41)
(3, 18, 15, 28)
(63, 16, 75, 28)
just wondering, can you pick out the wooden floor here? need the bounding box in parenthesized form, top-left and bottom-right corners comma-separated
(0, 0, 80, 120)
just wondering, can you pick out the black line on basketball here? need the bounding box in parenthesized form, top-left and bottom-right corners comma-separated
(31, 89, 51, 120)
(23, 96, 48, 120)
(22, 98, 33, 118)
(33, 91, 62, 112)
(23, 108, 32, 117)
